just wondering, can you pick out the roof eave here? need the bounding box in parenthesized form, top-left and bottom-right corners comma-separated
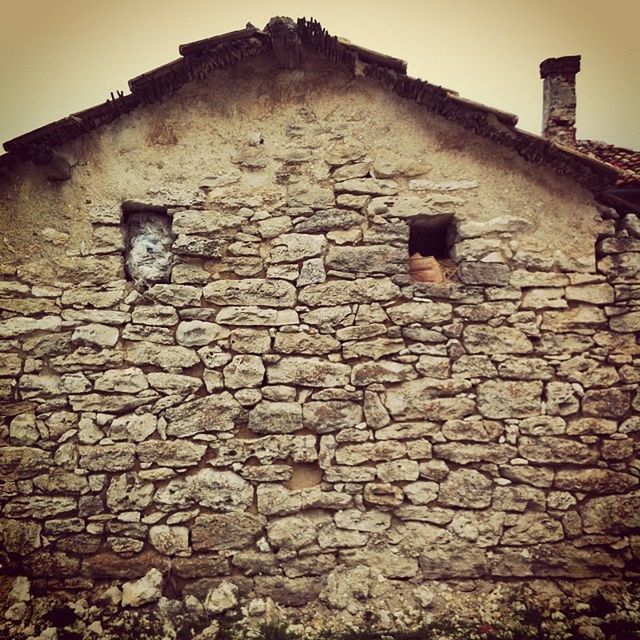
(0, 16, 627, 195)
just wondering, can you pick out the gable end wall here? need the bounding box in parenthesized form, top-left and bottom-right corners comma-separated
(0, 57, 639, 626)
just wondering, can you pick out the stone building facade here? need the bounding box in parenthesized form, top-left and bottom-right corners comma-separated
(0, 17, 638, 635)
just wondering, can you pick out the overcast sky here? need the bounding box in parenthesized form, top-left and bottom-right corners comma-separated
(1, 0, 639, 150)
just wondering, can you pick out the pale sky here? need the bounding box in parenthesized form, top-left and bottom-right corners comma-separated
(1, 0, 639, 150)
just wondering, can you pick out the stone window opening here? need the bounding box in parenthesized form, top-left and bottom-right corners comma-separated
(123, 204, 175, 289)
(408, 214, 457, 282)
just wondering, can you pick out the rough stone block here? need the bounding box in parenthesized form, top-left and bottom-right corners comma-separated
(204, 279, 296, 308)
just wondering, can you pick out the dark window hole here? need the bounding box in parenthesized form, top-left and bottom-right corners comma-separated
(409, 214, 455, 259)
(408, 215, 457, 283)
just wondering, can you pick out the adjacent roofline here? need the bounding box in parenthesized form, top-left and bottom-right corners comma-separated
(0, 17, 622, 193)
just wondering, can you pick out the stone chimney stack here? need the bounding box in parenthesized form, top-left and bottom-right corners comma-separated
(539, 55, 581, 147)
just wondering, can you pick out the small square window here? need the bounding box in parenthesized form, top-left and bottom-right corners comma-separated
(409, 214, 456, 283)
(123, 208, 174, 288)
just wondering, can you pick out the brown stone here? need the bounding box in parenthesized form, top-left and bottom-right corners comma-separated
(519, 436, 597, 465)
(582, 388, 631, 417)
(363, 483, 404, 507)
(248, 401, 303, 434)
(501, 513, 564, 545)
(419, 544, 488, 578)
(231, 552, 279, 576)
(554, 469, 638, 494)
(137, 440, 207, 467)
(0, 519, 42, 553)
(83, 551, 171, 579)
(433, 443, 517, 465)
(23, 551, 81, 577)
(439, 469, 492, 509)
(531, 544, 624, 578)
(267, 357, 351, 388)
(303, 401, 363, 434)
(0, 446, 52, 479)
(192, 513, 266, 551)
(56, 534, 102, 554)
(580, 491, 640, 534)
(254, 576, 325, 606)
(477, 380, 542, 418)
(78, 444, 136, 471)
(165, 393, 242, 436)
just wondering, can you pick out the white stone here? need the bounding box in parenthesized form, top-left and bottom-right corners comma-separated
(216, 306, 299, 326)
(131, 305, 179, 326)
(0, 315, 61, 338)
(121, 568, 163, 607)
(94, 367, 148, 393)
(267, 357, 350, 388)
(109, 413, 157, 442)
(176, 321, 225, 347)
(258, 215, 293, 239)
(204, 279, 296, 308)
(299, 277, 401, 307)
(9, 413, 39, 446)
(376, 459, 419, 482)
(409, 179, 478, 191)
(125, 342, 199, 371)
(334, 509, 391, 532)
(404, 481, 439, 505)
(383, 378, 474, 421)
(172, 211, 243, 234)
(8, 576, 31, 603)
(147, 373, 203, 395)
(165, 393, 242, 436)
(335, 177, 398, 195)
(387, 301, 452, 325)
(149, 525, 189, 555)
(457, 215, 533, 239)
(297, 258, 326, 286)
(154, 469, 253, 511)
(248, 402, 303, 434)
(72, 323, 119, 347)
(477, 380, 543, 418)
(223, 355, 265, 388)
(204, 581, 238, 614)
(463, 325, 532, 354)
(439, 470, 492, 509)
(270, 234, 327, 263)
(351, 361, 417, 386)
(147, 284, 201, 307)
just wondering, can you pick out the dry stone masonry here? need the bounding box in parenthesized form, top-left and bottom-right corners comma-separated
(0, 49, 639, 634)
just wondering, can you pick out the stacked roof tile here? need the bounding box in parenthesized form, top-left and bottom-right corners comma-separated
(576, 141, 640, 187)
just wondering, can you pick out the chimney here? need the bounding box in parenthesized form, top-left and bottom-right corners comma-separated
(539, 55, 581, 147)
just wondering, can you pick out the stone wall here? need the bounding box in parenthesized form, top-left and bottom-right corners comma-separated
(0, 56, 639, 629)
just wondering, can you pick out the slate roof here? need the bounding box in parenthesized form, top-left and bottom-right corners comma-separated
(0, 17, 626, 194)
